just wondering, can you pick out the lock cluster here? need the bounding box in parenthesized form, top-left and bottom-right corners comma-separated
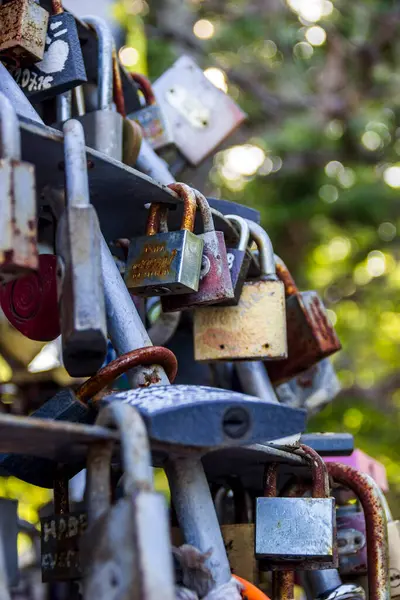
(0, 6, 394, 600)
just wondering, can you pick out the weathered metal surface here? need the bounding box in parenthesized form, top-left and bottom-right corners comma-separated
(162, 190, 234, 311)
(235, 361, 280, 404)
(0, 92, 38, 282)
(0, 0, 48, 63)
(0, 254, 60, 341)
(273, 571, 295, 600)
(275, 358, 341, 416)
(300, 433, 354, 457)
(153, 55, 246, 166)
(105, 384, 306, 446)
(82, 402, 175, 600)
(125, 185, 203, 296)
(306, 569, 366, 600)
(57, 119, 107, 377)
(219, 215, 251, 306)
(327, 463, 390, 600)
(267, 259, 341, 384)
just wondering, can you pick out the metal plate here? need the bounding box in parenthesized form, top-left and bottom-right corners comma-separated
(300, 433, 354, 456)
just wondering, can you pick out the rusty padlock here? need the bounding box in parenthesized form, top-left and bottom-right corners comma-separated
(161, 189, 234, 312)
(0, 254, 60, 342)
(256, 445, 337, 570)
(0, 0, 48, 64)
(266, 256, 341, 385)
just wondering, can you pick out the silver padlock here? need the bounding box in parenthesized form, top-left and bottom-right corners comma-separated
(81, 402, 175, 600)
(256, 445, 336, 568)
(0, 92, 38, 283)
(77, 16, 123, 161)
(56, 119, 107, 377)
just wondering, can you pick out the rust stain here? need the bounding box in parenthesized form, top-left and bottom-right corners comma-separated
(275, 262, 298, 298)
(168, 183, 197, 232)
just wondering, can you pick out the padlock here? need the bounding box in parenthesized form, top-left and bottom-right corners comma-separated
(41, 470, 87, 582)
(256, 445, 336, 569)
(193, 220, 287, 361)
(81, 402, 175, 600)
(153, 55, 246, 166)
(0, 346, 178, 488)
(56, 118, 107, 377)
(220, 214, 251, 306)
(8, 0, 87, 101)
(128, 72, 173, 152)
(0, 0, 48, 64)
(336, 503, 367, 576)
(266, 256, 341, 385)
(161, 189, 234, 312)
(0, 92, 38, 283)
(324, 449, 389, 492)
(77, 16, 123, 161)
(124, 183, 203, 296)
(0, 254, 60, 341)
(275, 358, 341, 416)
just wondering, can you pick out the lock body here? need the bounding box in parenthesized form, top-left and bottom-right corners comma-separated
(336, 506, 367, 576)
(9, 12, 87, 101)
(267, 290, 341, 385)
(129, 103, 173, 151)
(0, 158, 38, 282)
(125, 230, 203, 296)
(57, 203, 107, 377)
(0, 254, 60, 341)
(41, 510, 87, 582)
(222, 247, 251, 306)
(161, 229, 234, 311)
(255, 497, 335, 566)
(194, 278, 287, 361)
(78, 110, 123, 161)
(0, 0, 48, 63)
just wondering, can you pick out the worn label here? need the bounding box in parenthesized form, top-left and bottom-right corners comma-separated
(41, 512, 87, 582)
(130, 243, 177, 280)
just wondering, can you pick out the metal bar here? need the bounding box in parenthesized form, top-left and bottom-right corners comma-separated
(63, 120, 90, 208)
(327, 463, 390, 600)
(273, 571, 294, 600)
(236, 362, 279, 404)
(56, 91, 72, 124)
(0, 63, 44, 125)
(136, 138, 176, 185)
(165, 457, 232, 587)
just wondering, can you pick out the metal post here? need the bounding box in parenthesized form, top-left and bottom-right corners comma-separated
(100, 237, 231, 586)
(235, 361, 279, 403)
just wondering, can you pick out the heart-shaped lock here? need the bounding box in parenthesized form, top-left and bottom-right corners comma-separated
(0, 254, 60, 341)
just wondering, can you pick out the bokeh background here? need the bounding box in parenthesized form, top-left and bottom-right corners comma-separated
(2, 0, 400, 560)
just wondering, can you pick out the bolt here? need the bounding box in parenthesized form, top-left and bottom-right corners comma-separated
(222, 407, 250, 439)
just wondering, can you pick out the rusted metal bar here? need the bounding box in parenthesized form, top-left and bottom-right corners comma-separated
(272, 571, 295, 600)
(327, 462, 390, 600)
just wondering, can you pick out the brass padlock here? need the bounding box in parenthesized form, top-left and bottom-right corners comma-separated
(124, 183, 203, 296)
(0, 0, 48, 64)
(193, 220, 287, 361)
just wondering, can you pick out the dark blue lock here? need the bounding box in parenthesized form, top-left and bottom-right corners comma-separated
(8, 0, 87, 101)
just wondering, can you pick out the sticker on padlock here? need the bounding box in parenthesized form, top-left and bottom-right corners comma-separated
(128, 72, 174, 152)
(193, 220, 287, 361)
(220, 215, 252, 306)
(256, 445, 336, 569)
(81, 402, 175, 600)
(0, 93, 38, 283)
(267, 256, 341, 385)
(57, 119, 107, 377)
(8, 0, 87, 101)
(161, 189, 234, 312)
(0, 0, 49, 64)
(153, 55, 246, 165)
(76, 17, 123, 161)
(41, 471, 87, 582)
(0, 254, 60, 342)
(124, 184, 203, 296)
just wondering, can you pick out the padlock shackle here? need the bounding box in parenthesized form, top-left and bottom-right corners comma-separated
(193, 189, 215, 234)
(145, 203, 169, 236)
(274, 255, 299, 297)
(51, 0, 64, 15)
(327, 463, 390, 600)
(63, 119, 90, 208)
(300, 444, 330, 498)
(82, 16, 114, 111)
(112, 47, 126, 117)
(86, 403, 153, 523)
(245, 220, 276, 279)
(225, 214, 250, 252)
(0, 92, 21, 161)
(130, 73, 156, 106)
(53, 470, 70, 515)
(76, 346, 178, 403)
(168, 183, 197, 232)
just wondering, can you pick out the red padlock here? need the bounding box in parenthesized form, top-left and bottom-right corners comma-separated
(0, 254, 60, 342)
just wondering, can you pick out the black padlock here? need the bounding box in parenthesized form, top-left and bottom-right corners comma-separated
(220, 214, 252, 306)
(8, 0, 87, 101)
